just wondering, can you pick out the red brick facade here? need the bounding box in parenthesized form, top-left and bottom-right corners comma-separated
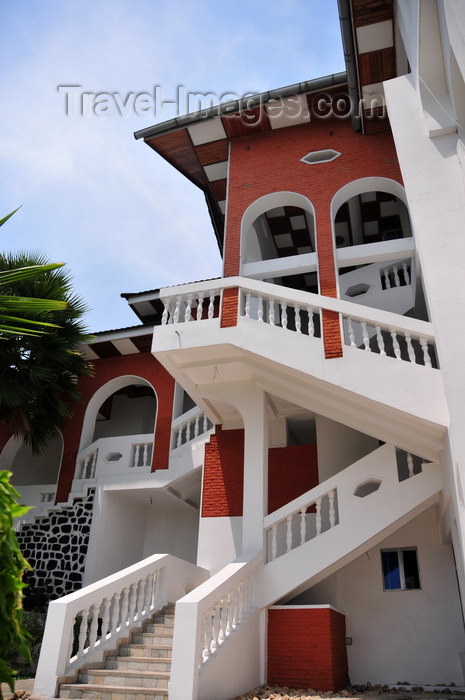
(223, 118, 402, 358)
(202, 427, 318, 517)
(267, 607, 348, 691)
(220, 286, 239, 328)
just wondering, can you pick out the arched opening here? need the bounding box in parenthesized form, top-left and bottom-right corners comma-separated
(331, 178, 429, 321)
(92, 384, 156, 442)
(79, 376, 157, 452)
(241, 192, 318, 295)
(0, 433, 64, 507)
(334, 190, 411, 248)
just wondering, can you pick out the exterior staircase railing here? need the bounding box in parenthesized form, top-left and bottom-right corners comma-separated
(34, 553, 209, 698)
(169, 549, 263, 700)
(158, 277, 436, 369)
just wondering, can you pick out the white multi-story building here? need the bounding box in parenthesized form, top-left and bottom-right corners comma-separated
(3, 2, 465, 698)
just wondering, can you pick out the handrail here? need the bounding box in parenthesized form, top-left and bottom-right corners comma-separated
(34, 553, 209, 697)
(158, 276, 436, 367)
(168, 549, 262, 700)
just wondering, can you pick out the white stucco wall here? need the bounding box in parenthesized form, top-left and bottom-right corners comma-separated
(143, 505, 199, 564)
(290, 508, 465, 685)
(316, 415, 380, 482)
(196, 516, 242, 573)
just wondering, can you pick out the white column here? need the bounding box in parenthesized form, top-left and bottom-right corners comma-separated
(240, 385, 268, 552)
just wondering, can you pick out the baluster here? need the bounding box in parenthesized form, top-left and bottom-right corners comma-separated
(375, 325, 386, 355)
(383, 268, 391, 289)
(361, 321, 371, 351)
(245, 292, 251, 318)
(142, 443, 148, 466)
(110, 591, 121, 634)
(329, 490, 336, 528)
(91, 450, 97, 478)
(184, 294, 193, 323)
(204, 611, 213, 659)
(238, 581, 247, 623)
(257, 296, 264, 322)
(77, 607, 90, 655)
(300, 507, 307, 545)
(173, 296, 182, 324)
(419, 336, 432, 368)
(403, 262, 411, 285)
(315, 497, 322, 536)
(271, 524, 278, 561)
(152, 569, 161, 611)
(194, 415, 200, 437)
(211, 603, 221, 652)
(101, 596, 112, 640)
(136, 576, 147, 618)
(196, 292, 205, 321)
(203, 414, 208, 432)
(294, 304, 302, 333)
(161, 300, 170, 326)
(199, 614, 207, 664)
(307, 306, 315, 337)
(269, 298, 275, 325)
(405, 332, 416, 363)
(225, 591, 234, 636)
(133, 444, 140, 467)
(393, 265, 400, 287)
(176, 425, 183, 448)
(120, 586, 130, 628)
(347, 317, 356, 347)
(218, 597, 227, 644)
(208, 291, 215, 319)
(128, 581, 138, 623)
(286, 514, 293, 552)
(390, 329, 401, 359)
(281, 302, 288, 329)
(143, 573, 154, 613)
(186, 419, 192, 443)
(88, 601, 101, 650)
(83, 455, 90, 479)
(407, 452, 415, 478)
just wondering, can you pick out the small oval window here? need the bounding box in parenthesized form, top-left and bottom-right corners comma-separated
(105, 452, 122, 462)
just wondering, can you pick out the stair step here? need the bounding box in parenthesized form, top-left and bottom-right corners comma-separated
(118, 644, 172, 658)
(130, 633, 173, 645)
(79, 669, 169, 689)
(140, 623, 173, 634)
(59, 683, 168, 700)
(105, 656, 171, 672)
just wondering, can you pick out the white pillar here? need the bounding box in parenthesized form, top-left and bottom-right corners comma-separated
(240, 385, 269, 552)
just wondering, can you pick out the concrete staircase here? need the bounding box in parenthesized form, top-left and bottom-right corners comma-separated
(59, 605, 174, 700)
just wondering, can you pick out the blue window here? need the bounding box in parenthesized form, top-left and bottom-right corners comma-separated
(381, 549, 420, 590)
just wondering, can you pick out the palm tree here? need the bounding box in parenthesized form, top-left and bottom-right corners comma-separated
(0, 249, 93, 453)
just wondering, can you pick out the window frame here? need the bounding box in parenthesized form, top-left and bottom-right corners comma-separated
(381, 547, 421, 591)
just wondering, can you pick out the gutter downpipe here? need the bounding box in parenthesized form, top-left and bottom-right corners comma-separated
(337, 0, 362, 132)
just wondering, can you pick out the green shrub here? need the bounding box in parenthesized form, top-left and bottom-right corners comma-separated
(0, 471, 32, 698)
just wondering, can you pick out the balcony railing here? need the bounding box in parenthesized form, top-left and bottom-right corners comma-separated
(158, 277, 437, 369)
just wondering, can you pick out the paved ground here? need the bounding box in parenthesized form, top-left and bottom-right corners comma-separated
(4, 679, 465, 700)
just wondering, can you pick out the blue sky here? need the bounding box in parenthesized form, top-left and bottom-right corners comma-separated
(0, 0, 344, 332)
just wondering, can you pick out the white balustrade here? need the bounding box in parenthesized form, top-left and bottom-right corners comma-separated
(171, 408, 213, 450)
(34, 554, 209, 698)
(132, 442, 152, 468)
(169, 551, 261, 700)
(380, 260, 411, 290)
(161, 289, 220, 325)
(157, 277, 437, 369)
(75, 449, 98, 480)
(266, 488, 338, 563)
(74, 436, 154, 481)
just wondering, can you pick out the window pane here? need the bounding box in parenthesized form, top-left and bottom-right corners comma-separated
(402, 549, 420, 589)
(382, 550, 401, 589)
